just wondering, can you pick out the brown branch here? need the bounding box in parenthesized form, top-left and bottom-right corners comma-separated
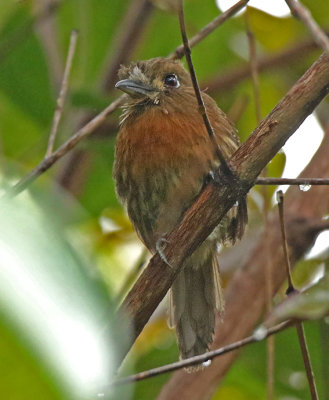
(178, 0, 232, 174)
(158, 118, 329, 400)
(116, 53, 329, 366)
(113, 321, 292, 386)
(256, 177, 329, 185)
(285, 0, 329, 56)
(46, 30, 78, 157)
(169, 0, 249, 60)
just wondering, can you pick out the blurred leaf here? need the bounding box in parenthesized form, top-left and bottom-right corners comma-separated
(235, 73, 289, 142)
(79, 138, 120, 215)
(71, 89, 111, 111)
(267, 151, 286, 179)
(0, 0, 16, 27)
(267, 262, 329, 325)
(292, 257, 325, 290)
(0, 6, 55, 126)
(0, 193, 129, 400)
(246, 7, 303, 51)
(0, 310, 64, 400)
(0, 91, 42, 160)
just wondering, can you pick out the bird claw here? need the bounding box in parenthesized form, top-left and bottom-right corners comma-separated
(156, 237, 172, 268)
(202, 170, 215, 188)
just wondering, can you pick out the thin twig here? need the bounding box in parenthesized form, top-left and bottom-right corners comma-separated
(285, 0, 329, 56)
(295, 323, 319, 400)
(277, 190, 295, 294)
(256, 177, 329, 185)
(277, 190, 319, 400)
(169, 0, 249, 60)
(7, 96, 125, 196)
(178, 0, 232, 175)
(112, 321, 292, 386)
(46, 30, 78, 157)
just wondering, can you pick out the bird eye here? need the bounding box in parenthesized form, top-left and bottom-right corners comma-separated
(164, 74, 180, 88)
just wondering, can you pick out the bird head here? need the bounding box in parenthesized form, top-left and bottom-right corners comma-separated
(115, 58, 194, 119)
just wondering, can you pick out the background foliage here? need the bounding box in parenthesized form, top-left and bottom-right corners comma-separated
(0, 0, 329, 399)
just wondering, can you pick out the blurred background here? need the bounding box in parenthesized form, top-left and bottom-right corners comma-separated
(0, 0, 329, 399)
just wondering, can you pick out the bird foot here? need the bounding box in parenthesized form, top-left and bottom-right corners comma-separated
(156, 237, 172, 268)
(204, 170, 215, 185)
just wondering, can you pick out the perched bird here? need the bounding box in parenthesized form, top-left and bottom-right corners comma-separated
(114, 57, 247, 362)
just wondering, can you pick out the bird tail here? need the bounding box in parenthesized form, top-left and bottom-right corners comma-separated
(169, 254, 224, 367)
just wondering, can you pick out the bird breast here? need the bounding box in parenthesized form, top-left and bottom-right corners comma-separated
(114, 107, 214, 249)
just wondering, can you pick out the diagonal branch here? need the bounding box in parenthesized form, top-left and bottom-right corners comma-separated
(116, 53, 329, 364)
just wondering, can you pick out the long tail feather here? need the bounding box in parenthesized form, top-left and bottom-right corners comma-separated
(170, 254, 224, 365)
